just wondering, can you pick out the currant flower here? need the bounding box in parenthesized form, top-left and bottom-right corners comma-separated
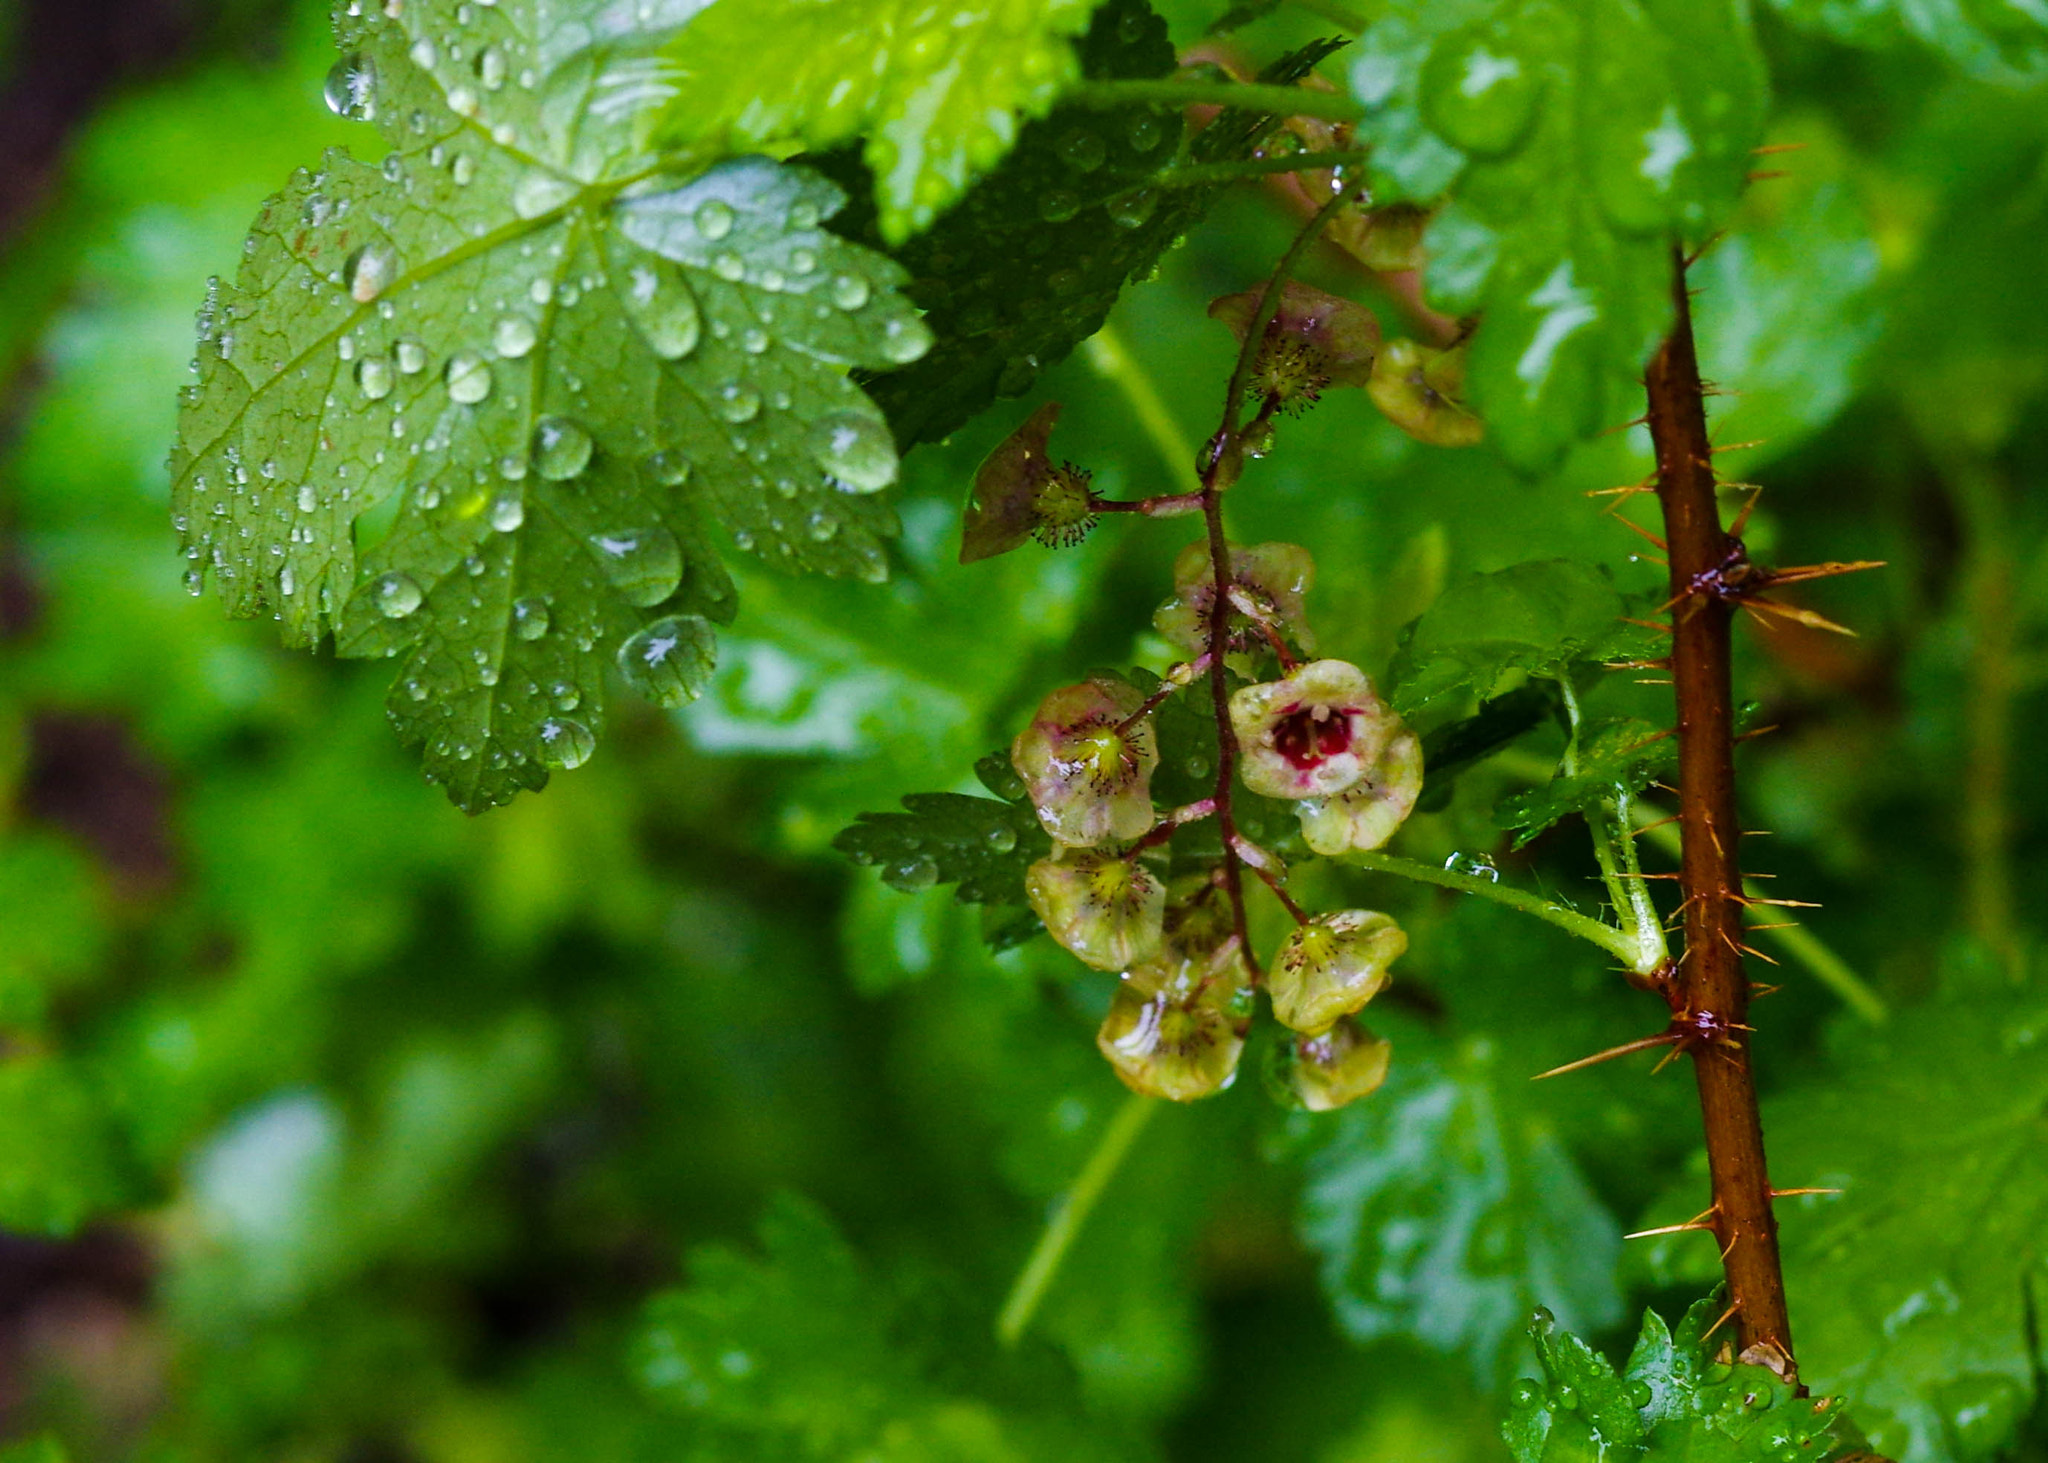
(1231, 659, 1397, 801)
(1011, 677, 1159, 847)
(1277, 1016, 1393, 1112)
(1268, 909, 1406, 1035)
(1368, 338, 1483, 448)
(1296, 724, 1423, 855)
(960, 401, 1099, 563)
(1097, 948, 1253, 1103)
(1208, 280, 1380, 416)
(1152, 539, 1317, 663)
(1026, 850, 1166, 971)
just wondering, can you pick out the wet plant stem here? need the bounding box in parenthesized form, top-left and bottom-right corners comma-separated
(1070, 79, 1364, 123)
(1559, 678, 1669, 976)
(997, 1093, 1158, 1346)
(1645, 245, 1794, 1377)
(1344, 849, 1651, 968)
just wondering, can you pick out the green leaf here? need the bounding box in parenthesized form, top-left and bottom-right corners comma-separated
(1387, 559, 1639, 717)
(1494, 716, 1674, 847)
(839, 18, 1345, 448)
(834, 790, 1050, 902)
(0, 1054, 134, 1235)
(172, 0, 934, 811)
(1292, 1034, 1623, 1385)
(1347, 0, 1768, 466)
(1504, 1298, 1872, 1463)
(1763, 0, 2048, 74)
(647, 0, 1107, 244)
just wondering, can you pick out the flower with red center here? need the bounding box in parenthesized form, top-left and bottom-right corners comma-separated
(1152, 539, 1317, 664)
(1277, 1016, 1393, 1111)
(1296, 724, 1423, 855)
(1230, 659, 1395, 800)
(960, 401, 1099, 563)
(1368, 338, 1483, 448)
(1268, 908, 1406, 1035)
(1208, 281, 1380, 415)
(1026, 850, 1166, 971)
(1011, 677, 1159, 847)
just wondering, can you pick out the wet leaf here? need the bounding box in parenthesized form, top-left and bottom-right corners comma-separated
(1493, 715, 1674, 847)
(834, 790, 1050, 904)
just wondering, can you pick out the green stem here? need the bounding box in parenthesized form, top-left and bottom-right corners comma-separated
(1068, 79, 1364, 123)
(1344, 850, 1644, 969)
(1558, 679, 1669, 976)
(997, 1092, 1158, 1346)
(1082, 324, 1203, 497)
(1133, 149, 1372, 193)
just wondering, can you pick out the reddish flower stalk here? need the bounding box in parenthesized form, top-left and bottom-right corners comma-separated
(1645, 245, 1796, 1379)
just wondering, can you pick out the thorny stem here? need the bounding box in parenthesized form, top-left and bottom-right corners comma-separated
(1645, 245, 1794, 1377)
(996, 1092, 1158, 1346)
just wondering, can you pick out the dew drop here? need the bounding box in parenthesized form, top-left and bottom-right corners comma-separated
(344, 242, 397, 302)
(1057, 128, 1107, 173)
(447, 84, 480, 117)
(296, 484, 318, 512)
(617, 614, 716, 708)
(512, 596, 551, 639)
(450, 153, 475, 185)
(489, 493, 525, 531)
(830, 272, 870, 310)
(805, 509, 839, 542)
(588, 525, 682, 607)
(694, 198, 735, 240)
(740, 326, 769, 354)
(1444, 851, 1500, 882)
(548, 681, 580, 711)
(444, 350, 493, 403)
(476, 45, 506, 89)
(711, 251, 745, 282)
(395, 338, 428, 374)
(532, 416, 593, 479)
(716, 383, 762, 423)
(645, 450, 691, 486)
(537, 716, 594, 769)
(789, 247, 817, 275)
(808, 410, 896, 493)
(1039, 190, 1080, 223)
(493, 314, 537, 358)
(324, 52, 379, 120)
(408, 37, 438, 69)
(1107, 188, 1158, 229)
(374, 571, 424, 617)
(891, 856, 939, 890)
(880, 316, 932, 364)
(985, 825, 1017, 853)
(1126, 113, 1164, 153)
(355, 354, 395, 400)
(618, 258, 701, 358)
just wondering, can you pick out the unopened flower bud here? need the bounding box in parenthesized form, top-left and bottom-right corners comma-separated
(1368, 339, 1483, 448)
(1297, 725, 1423, 855)
(1209, 281, 1380, 415)
(1231, 659, 1396, 801)
(1279, 1017, 1393, 1111)
(1027, 850, 1166, 971)
(1269, 909, 1406, 1035)
(1153, 539, 1317, 664)
(960, 402, 1100, 563)
(1011, 677, 1159, 847)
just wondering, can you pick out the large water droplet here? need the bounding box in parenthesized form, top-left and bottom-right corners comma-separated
(716, 383, 761, 423)
(537, 716, 594, 769)
(374, 571, 424, 617)
(879, 316, 932, 365)
(395, 338, 428, 374)
(1443, 851, 1500, 882)
(1421, 29, 1541, 156)
(532, 416, 593, 479)
(1039, 190, 1080, 223)
(830, 273, 870, 310)
(589, 525, 682, 607)
(476, 45, 507, 90)
(355, 354, 395, 400)
(489, 493, 525, 531)
(617, 614, 716, 708)
(444, 350, 493, 403)
(1057, 128, 1107, 173)
(809, 410, 896, 493)
(493, 314, 537, 358)
(512, 596, 550, 639)
(345, 243, 397, 303)
(618, 258, 701, 358)
(512, 170, 578, 219)
(1126, 113, 1164, 153)
(891, 856, 939, 891)
(805, 509, 839, 541)
(1107, 188, 1158, 229)
(986, 825, 1017, 853)
(324, 52, 379, 120)
(694, 198, 736, 240)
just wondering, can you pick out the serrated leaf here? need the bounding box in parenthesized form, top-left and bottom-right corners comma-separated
(1505, 1298, 1872, 1463)
(1387, 559, 1638, 716)
(171, 0, 933, 811)
(1347, 0, 1768, 466)
(1292, 1036, 1623, 1386)
(839, 16, 1346, 447)
(1415, 680, 1563, 812)
(833, 790, 1049, 903)
(1494, 716, 1674, 847)
(647, 0, 1107, 244)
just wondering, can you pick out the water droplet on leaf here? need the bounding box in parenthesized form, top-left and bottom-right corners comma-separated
(344, 243, 397, 302)
(589, 525, 682, 607)
(324, 52, 379, 120)
(830, 273, 870, 310)
(532, 416, 593, 479)
(355, 355, 395, 400)
(374, 571, 424, 617)
(808, 410, 896, 493)
(694, 198, 735, 240)
(617, 614, 716, 708)
(537, 716, 594, 769)
(444, 350, 493, 403)
(493, 314, 536, 357)
(512, 596, 550, 639)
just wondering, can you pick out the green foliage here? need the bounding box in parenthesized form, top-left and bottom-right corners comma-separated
(1346, 0, 1768, 465)
(834, 788, 1050, 902)
(1764, 0, 2048, 73)
(1503, 1297, 1870, 1461)
(648, 0, 1106, 244)
(172, 0, 934, 809)
(1494, 717, 1673, 847)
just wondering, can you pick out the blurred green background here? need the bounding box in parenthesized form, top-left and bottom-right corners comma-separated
(1, 0, 2046, 1459)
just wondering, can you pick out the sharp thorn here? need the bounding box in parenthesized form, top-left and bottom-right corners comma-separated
(1531, 1032, 1681, 1080)
(1751, 142, 1810, 155)
(1771, 1186, 1841, 1198)
(1703, 1300, 1743, 1340)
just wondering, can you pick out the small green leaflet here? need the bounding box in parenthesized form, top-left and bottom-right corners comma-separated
(834, 790, 1049, 904)
(1345, 0, 1767, 466)
(1494, 716, 1674, 847)
(1504, 1297, 1871, 1461)
(171, 0, 935, 811)
(647, 0, 1107, 244)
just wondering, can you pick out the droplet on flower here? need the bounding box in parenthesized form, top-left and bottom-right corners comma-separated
(1268, 909, 1406, 1035)
(617, 614, 716, 708)
(1280, 1017, 1394, 1111)
(1011, 676, 1159, 847)
(1026, 851, 1166, 971)
(1297, 726, 1423, 855)
(1153, 539, 1317, 662)
(1232, 659, 1396, 801)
